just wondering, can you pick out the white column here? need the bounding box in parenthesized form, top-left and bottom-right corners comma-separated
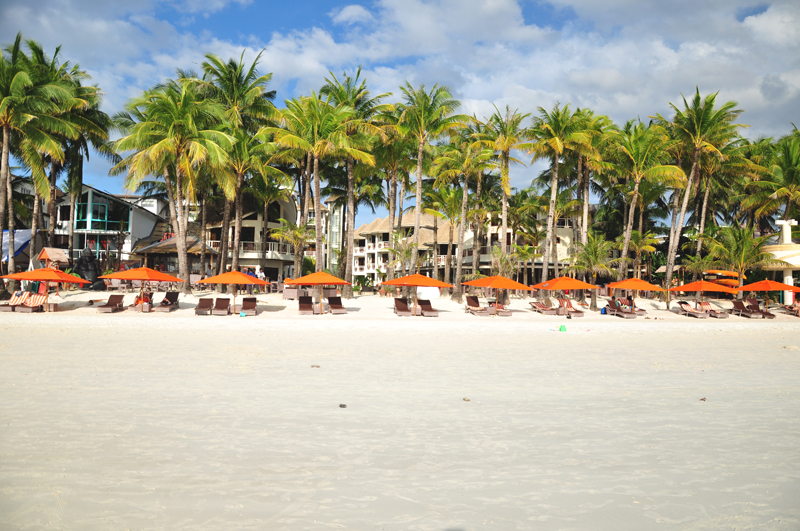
(784, 269, 794, 305)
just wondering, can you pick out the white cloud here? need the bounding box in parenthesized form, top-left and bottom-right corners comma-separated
(330, 4, 374, 25)
(743, 2, 800, 47)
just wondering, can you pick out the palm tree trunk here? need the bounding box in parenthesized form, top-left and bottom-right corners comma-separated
(217, 198, 231, 275)
(261, 200, 268, 273)
(396, 173, 405, 231)
(413, 140, 424, 271)
(692, 180, 712, 281)
(344, 157, 355, 298)
(68, 191, 76, 267)
(618, 179, 640, 277)
(30, 190, 40, 265)
(303, 153, 312, 225)
(500, 153, 509, 254)
(48, 161, 58, 247)
(638, 203, 644, 235)
(551, 228, 559, 278)
(0, 124, 9, 284)
(200, 192, 207, 276)
(6, 169, 16, 288)
(542, 157, 559, 285)
(168, 168, 190, 293)
(444, 222, 454, 294)
(665, 148, 699, 303)
(387, 168, 397, 280)
(313, 154, 323, 274)
(582, 163, 590, 246)
(432, 215, 439, 281)
(231, 172, 244, 276)
(453, 174, 468, 303)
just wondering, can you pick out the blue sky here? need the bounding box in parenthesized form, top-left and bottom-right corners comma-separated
(3, 0, 799, 226)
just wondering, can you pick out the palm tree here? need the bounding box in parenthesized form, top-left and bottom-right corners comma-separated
(610, 120, 685, 275)
(432, 133, 495, 301)
(511, 243, 541, 287)
(321, 67, 389, 296)
(270, 218, 314, 278)
(386, 229, 417, 278)
(396, 82, 469, 270)
(705, 226, 787, 298)
(478, 105, 532, 253)
(528, 103, 592, 284)
(616, 230, 658, 279)
(111, 78, 234, 292)
(745, 134, 800, 219)
(655, 88, 744, 298)
(268, 94, 374, 274)
(247, 171, 293, 274)
(566, 231, 620, 311)
(0, 33, 73, 283)
(199, 52, 278, 276)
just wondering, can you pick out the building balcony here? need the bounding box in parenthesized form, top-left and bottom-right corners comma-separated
(354, 265, 366, 273)
(354, 246, 366, 255)
(376, 241, 390, 251)
(208, 240, 294, 260)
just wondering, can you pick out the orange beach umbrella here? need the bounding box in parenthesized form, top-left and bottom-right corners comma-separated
(608, 278, 666, 292)
(738, 280, 800, 293)
(382, 274, 453, 316)
(99, 267, 183, 283)
(532, 276, 599, 291)
(2, 267, 90, 312)
(668, 280, 739, 295)
(284, 271, 350, 314)
(381, 273, 453, 288)
(463, 275, 532, 315)
(198, 271, 269, 315)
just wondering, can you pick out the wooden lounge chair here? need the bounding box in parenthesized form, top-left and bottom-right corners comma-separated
(558, 298, 584, 318)
(0, 291, 31, 312)
(212, 298, 231, 316)
(730, 300, 763, 318)
(393, 297, 413, 317)
(529, 301, 558, 315)
(283, 287, 299, 300)
(195, 298, 213, 315)
(783, 300, 800, 317)
(606, 299, 636, 319)
(418, 299, 439, 317)
(240, 297, 258, 316)
(747, 298, 775, 319)
(327, 296, 348, 315)
(98, 294, 125, 313)
(677, 301, 709, 318)
(620, 297, 646, 316)
(465, 295, 490, 316)
(299, 296, 314, 315)
(155, 291, 179, 312)
(15, 293, 47, 313)
(700, 301, 729, 318)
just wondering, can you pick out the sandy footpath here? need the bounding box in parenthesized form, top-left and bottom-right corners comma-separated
(1, 292, 799, 530)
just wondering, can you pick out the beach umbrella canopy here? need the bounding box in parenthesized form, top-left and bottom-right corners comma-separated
(463, 275, 532, 290)
(607, 278, 666, 292)
(286, 271, 351, 286)
(382, 273, 453, 288)
(463, 276, 531, 315)
(2, 268, 90, 312)
(705, 270, 745, 279)
(668, 280, 739, 294)
(531, 276, 599, 291)
(738, 280, 800, 293)
(3, 267, 91, 285)
(99, 267, 183, 283)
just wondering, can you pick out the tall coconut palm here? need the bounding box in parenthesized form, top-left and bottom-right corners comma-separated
(655, 88, 744, 299)
(111, 78, 234, 292)
(528, 103, 592, 284)
(268, 94, 374, 276)
(321, 67, 389, 296)
(270, 217, 314, 277)
(199, 52, 277, 276)
(432, 133, 495, 301)
(249, 174, 292, 273)
(0, 33, 73, 283)
(610, 120, 685, 275)
(478, 105, 532, 253)
(616, 230, 658, 279)
(745, 134, 800, 219)
(396, 82, 469, 269)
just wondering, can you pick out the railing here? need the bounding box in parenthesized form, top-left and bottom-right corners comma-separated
(304, 250, 316, 257)
(208, 240, 294, 255)
(354, 246, 366, 254)
(366, 243, 375, 251)
(377, 241, 390, 250)
(354, 265, 365, 273)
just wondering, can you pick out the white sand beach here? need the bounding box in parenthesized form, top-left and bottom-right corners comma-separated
(1, 291, 799, 530)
